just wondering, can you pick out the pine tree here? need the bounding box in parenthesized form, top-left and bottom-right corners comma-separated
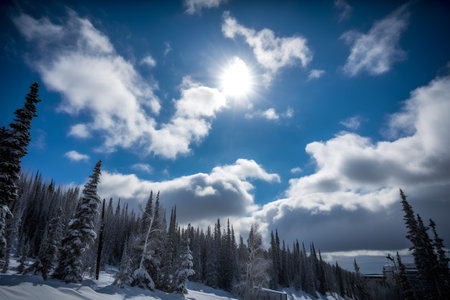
(201, 226, 216, 288)
(175, 231, 195, 294)
(396, 252, 416, 300)
(36, 207, 64, 280)
(416, 214, 441, 299)
(0, 82, 41, 269)
(235, 224, 269, 299)
(399, 189, 446, 299)
(130, 193, 158, 290)
(114, 239, 133, 287)
(429, 219, 450, 296)
(53, 160, 102, 283)
(95, 199, 106, 280)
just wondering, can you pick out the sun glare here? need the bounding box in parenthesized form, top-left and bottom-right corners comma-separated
(220, 57, 254, 99)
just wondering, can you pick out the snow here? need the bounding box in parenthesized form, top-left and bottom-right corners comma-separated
(0, 263, 237, 300)
(0, 261, 343, 300)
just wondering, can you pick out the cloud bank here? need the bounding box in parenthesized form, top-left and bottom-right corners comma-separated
(253, 73, 450, 250)
(98, 159, 280, 225)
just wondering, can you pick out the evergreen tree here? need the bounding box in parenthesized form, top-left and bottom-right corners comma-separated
(429, 219, 450, 296)
(130, 192, 160, 290)
(269, 231, 279, 289)
(95, 199, 106, 280)
(396, 252, 416, 300)
(114, 239, 134, 287)
(53, 160, 102, 283)
(234, 224, 269, 299)
(175, 231, 195, 294)
(0, 82, 41, 269)
(36, 207, 64, 280)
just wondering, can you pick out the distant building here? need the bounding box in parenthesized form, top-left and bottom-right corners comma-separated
(383, 263, 418, 285)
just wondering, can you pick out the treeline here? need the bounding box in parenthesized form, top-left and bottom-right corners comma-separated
(1, 168, 368, 299)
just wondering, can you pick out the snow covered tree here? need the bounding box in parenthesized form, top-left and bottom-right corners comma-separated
(0, 82, 41, 269)
(234, 223, 269, 299)
(114, 239, 134, 287)
(53, 160, 102, 283)
(175, 231, 195, 294)
(35, 207, 64, 280)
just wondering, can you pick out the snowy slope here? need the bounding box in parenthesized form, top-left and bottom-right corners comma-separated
(0, 271, 237, 300)
(0, 262, 342, 300)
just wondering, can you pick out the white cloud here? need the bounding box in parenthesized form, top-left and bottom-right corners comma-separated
(308, 69, 326, 80)
(244, 72, 450, 251)
(268, 72, 450, 207)
(149, 77, 227, 158)
(290, 167, 302, 174)
(140, 55, 156, 68)
(98, 159, 280, 224)
(246, 107, 294, 121)
(222, 12, 312, 83)
(68, 124, 91, 138)
(340, 115, 362, 130)
(131, 163, 153, 174)
(13, 14, 63, 42)
(341, 5, 409, 76)
(14, 12, 227, 159)
(334, 0, 352, 22)
(64, 150, 89, 162)
(184, 0, 226, 15)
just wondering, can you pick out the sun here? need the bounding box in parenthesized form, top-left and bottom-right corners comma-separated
(220, 57, 254, 99)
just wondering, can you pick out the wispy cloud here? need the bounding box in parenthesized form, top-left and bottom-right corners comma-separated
(64, 150, 89, 162)
(334, 0, 352, 22)
(341, 5, 409, 76)
(184, 0, 226, 15)
(131, 163, 153, 174)
(340, 115, 363, 130)
(164, 42, 172, 56)
(246, 107, 294, 121)
(308, 69, 326, 81)
(222, 12, 312, 84)
(140, 55, 156, 68)
(290, 167, 302, 174)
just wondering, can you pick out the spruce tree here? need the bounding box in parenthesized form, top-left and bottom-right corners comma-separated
(36, 207, 64, 279)
(0, 82, 41, 268)
(429, 219, 450, 296)
(114, 239, 133, 287)
(53, 160, 102, 283)
(175, 231, 195, 294)
(95, 199, 106, 280)
(396, 252, 416, 300)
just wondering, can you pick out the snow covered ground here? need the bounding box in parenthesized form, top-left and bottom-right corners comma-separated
(0, 273, 237, 300)
(0, 261, 342, 300)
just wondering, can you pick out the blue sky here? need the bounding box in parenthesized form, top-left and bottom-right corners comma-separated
(1, 0, 450, 273)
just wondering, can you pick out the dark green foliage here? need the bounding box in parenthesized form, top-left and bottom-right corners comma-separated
(53, 160, 102, 283)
